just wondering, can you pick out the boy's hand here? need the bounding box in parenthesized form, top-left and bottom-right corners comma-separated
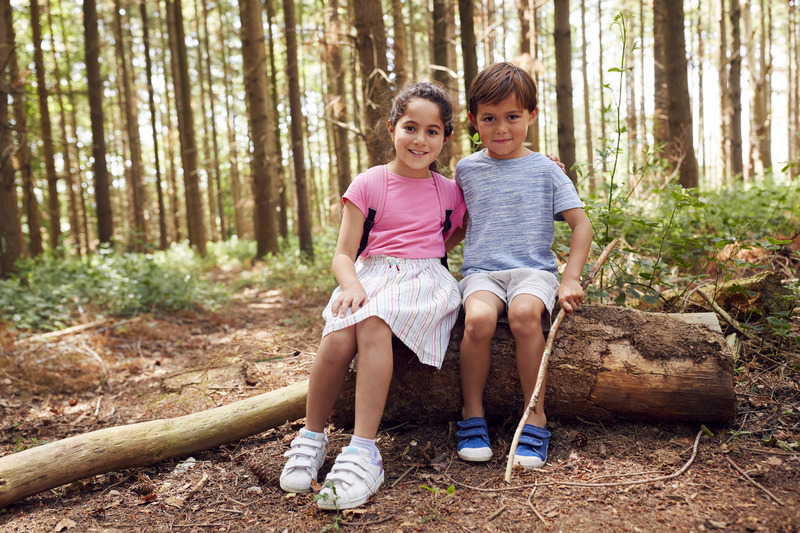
(331, 284, 368, 317)
(558, 278, 584, 314)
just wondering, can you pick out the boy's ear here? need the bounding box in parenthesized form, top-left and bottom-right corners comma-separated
(528, 108, 539, 124)
(468, 112, 478, 129)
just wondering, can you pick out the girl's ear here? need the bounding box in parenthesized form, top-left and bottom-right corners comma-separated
(443, 133, 452, 145)
(386, 119, 394, 137)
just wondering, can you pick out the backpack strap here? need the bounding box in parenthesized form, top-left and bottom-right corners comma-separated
(440, 208, 453, 268)
(354, 165, 388, 260)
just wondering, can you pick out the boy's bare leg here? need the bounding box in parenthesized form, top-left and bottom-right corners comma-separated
(353, 317, 394, 439)
(304, 327, 357, 433)
(460, 291, 505, 420)
(507, 294, 547, 428)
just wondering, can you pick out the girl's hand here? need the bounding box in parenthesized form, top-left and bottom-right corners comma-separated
(558, 279, 584, 314)
(331, 284, 368, 317)
(547, 154, 567, 174)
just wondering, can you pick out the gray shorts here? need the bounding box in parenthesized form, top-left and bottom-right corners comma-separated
(458, 268, 559, 330)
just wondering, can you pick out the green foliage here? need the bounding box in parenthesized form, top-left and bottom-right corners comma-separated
(312, 480, 344, 532)
(420, 484, 455, 524)
(0, 243, 228, 333)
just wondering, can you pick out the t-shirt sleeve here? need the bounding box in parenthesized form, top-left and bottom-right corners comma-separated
(342, 172, 370, 217)
(551, 165, 585, 221)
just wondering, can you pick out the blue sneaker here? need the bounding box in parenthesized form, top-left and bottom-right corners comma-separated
(456, 417, 493, 462)
(512, 424, 551, 469)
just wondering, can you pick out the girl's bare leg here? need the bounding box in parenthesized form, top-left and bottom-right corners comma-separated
(304, 327, 357, 433)
(507, 294, 547, 428)
(352, 317, 394, 439)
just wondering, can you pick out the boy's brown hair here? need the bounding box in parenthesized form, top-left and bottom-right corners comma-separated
(467, 62, 538, 116)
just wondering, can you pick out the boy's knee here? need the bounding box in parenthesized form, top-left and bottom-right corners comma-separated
(463, 311, 497, 341)
(507, 307, 543, 336)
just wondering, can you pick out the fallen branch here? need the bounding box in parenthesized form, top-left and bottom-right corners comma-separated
(696, 289, 757, 340)
(726, 456, 785, 506)
(505, 239, 618, 482)
(0, 380, 308, 508)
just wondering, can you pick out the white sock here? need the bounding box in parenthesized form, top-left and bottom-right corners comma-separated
(349, 435, 380, 459)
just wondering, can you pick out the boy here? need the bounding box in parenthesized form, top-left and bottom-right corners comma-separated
(452, 62, 593, 468)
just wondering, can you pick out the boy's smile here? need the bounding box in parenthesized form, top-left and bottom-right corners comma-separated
(469, 96, 538, 160)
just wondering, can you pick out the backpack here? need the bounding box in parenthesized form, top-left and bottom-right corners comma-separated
(354, 165, 453, 267)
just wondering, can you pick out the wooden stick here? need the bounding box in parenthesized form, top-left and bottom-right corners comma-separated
(726, 457, 785, 506)
(696, 289, 758, 340)
(504, 239, 618, 482)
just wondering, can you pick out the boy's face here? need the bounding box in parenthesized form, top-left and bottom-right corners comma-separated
(469, 96, 538, 160)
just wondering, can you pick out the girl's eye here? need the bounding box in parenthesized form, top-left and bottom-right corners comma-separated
(427, 129, 439, 136)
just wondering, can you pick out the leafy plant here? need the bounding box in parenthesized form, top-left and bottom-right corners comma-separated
(419, 484, 455, 524)
(312, 480, 344, 532)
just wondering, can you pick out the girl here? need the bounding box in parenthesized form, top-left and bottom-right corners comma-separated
(279, 82, 466, 510)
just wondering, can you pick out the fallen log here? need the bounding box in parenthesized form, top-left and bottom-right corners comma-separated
(0, 379, 308, 508)
(331, 306, 737, 426)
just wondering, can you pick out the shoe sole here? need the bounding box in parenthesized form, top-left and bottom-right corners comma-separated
(317, 472, 385, 510)
(513, 456, 546, 469)
(458, 447, 493, 462)
(279, 479, 312, 493)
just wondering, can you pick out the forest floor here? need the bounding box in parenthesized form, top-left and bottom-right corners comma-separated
(1, 266, 799, 533)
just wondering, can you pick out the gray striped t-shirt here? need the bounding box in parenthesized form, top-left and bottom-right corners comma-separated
(455, 150, 585, 277)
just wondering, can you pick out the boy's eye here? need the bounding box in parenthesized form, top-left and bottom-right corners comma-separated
(482, 116, 494, 123)
(508, 115, 519, 120)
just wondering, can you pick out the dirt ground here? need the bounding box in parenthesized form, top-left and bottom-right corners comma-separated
(0, 279, 798, 532)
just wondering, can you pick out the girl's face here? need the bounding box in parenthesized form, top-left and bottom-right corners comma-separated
(387, 98, 449, 178)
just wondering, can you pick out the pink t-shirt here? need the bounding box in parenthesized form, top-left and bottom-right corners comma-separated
(344, 169, 466, 259)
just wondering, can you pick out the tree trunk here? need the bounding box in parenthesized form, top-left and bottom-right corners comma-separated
(139, 0, 168, 250)
(458, 0, 478, 148)
(193, 0, 217, 243)
(46, 0, 81, 256)
(392, 0, 407, 88)
(718, 0, 731, 184)
(580, 0, 594, 177)
(283, 0, 314, 258)
(554, 0, 578, 184)
(202, 0, 225, 241)
(729, 0, 743, 180)
(654, 0, 699, 188)
(114, 0, 148, 250)
(0, 0, 24, 277)
(167, 0, 206, 255)
(352, 0, 392, 167)
(325, 0, 351, 201)
(218, 1, 245, 239)
(332, 307, 737, 426)
(0, 380, 308, 509)
(264, 0, 288, 240)
(240, 0, 279, 258)
(84, 0, 114, 245)
(432, 0, 453, 167)
(3, 0, 40, 259)
(31, 0, 62, 251)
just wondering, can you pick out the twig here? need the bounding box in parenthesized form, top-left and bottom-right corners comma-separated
(486, 505, 507, 522)
(505, 239, 619, 482)
(696, 289, 757, 340)
(451, 428, 704, 491)
(726, 457, 785, 506)
(94, 395, 103, 416)
(527, 487, 547, 526)
(391, 466, 415, 488)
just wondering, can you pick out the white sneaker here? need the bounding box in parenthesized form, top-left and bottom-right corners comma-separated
(279, 429, 328, 493)
(316, 446, 384, 510)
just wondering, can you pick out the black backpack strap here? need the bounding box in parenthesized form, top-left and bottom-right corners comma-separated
(355, 208, 377, 260)
(440, 209, 453, 267)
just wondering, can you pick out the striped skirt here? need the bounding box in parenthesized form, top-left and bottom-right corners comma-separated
(322, 256, 461, 369)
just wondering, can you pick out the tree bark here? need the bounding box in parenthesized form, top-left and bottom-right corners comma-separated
(458, 0, 478, 148)
(113, 0, 148, 250)
(167, 0, 206, 255)
(554, 0, 578, 183)
(240, 0, 279, 258)
(325, 0, 351, 201)
(264, 0, 288, 240)
(283, 0, 314, 258)
(332, 307, 737, 426)
(139, 0, 168, 250)
(31, 0, 61, 250)
(352, 0, 392, 167)
(84, 0, 114, 245)
(0, 380, 308, 509)
(729, 0, 743, 180)
(201, 0, 225, 241)
(0, 0, 24, 277)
